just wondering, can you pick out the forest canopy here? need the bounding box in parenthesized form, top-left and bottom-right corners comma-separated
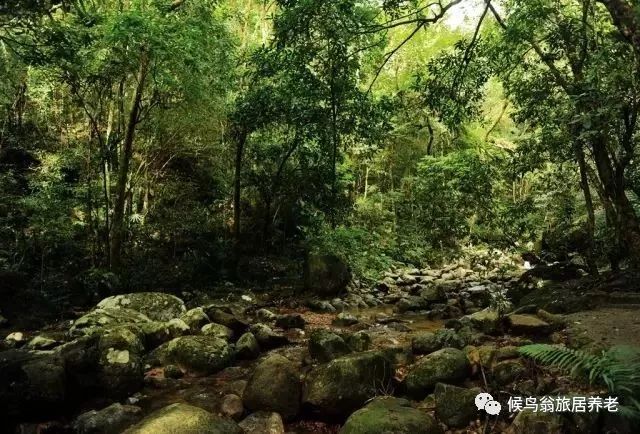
(2, 0, 640, 300)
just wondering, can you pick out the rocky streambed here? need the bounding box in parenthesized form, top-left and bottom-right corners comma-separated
(1, 257, 638, 433)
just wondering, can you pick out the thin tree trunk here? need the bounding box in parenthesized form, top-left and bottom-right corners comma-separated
(575, 144, 598, 275)
(111, 51, 149, 270)
(233, 130, 246, 245)
(364, 166, 369, 199)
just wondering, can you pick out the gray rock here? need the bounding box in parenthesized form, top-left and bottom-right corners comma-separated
(249, 323, 289, 350)
(25, 335, 60, 351)
(340, 397, 442, 434)
(149, 335, 233, 376)
(411, 329, 465, 355)
(243, 354, 301, 420)
(511, 410, 564, 434)
(309, 329, 351, 362)
(235, 332, 260, 360)
(97, 326, 145, 398)
(303, 351, 393, 418)
(397, 296, 429, 313)
(137, 319, 190, 349)
(345, 331, 371, 352)
(70, 308, 152, 336)
(122, 403, 242, 434)
(420, 286, 443, 302)
(307, 299, 337, 313)
(332, 312, 359, 327)
(257, 309, 277, 322)
(0, 349, 66, 421)
(205, 307, 249, 335)
(180, 307, 210, 332)
(492, 359, 526, 385)
(331, 298, 348, 311)
(97, 292, 186, 322)
(405, 348, 470, 398)
(201, 323, 234, 341)
(275, 313, 306, 330)
(304, 254, 351, 296)
(434, 383, 480, 428)
(239, 412, 285, 434)
(220, 394, 244, 420)
(506, 314, 551, 335)
(463, 308, 500, 334)
(74, 403, 142, 434)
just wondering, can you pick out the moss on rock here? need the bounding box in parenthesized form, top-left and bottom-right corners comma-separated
(123, 403, 242, 434)
(303, 351, 393, 419)
(339, 397, 443, 434)
(97, 292, 186, 322)
(405, 348, 469, 398)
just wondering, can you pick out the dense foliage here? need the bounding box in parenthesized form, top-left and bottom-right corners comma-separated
(2, 0, 640, 302)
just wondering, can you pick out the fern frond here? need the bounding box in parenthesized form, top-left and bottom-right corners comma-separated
(519, 344, 640, 420)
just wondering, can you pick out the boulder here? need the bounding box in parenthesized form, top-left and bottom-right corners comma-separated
(25, 335, 60, 351)
(220, 394, 244, 420)
(420, 286, 444, 302)
(275, 313, 306, 330)
(243, 354, 301, 420)
(137, 319, 190, 349)
(309, 329, 351, 362)
(0, 350, 66, 422)
(331, 298, 348, 311)
(307, 299, 337, 313)
(536, 309, 567, 330)
(511, 410, 564, 434)
(405, 348, 470, 398)
(74, 403, 143, 434)
(345, 331, 371, 352)
(396, 296, 429, 313)
(249, 324, 289, 350)
(303, 351, 393, 419)
(123, 403, 242, 434)
(340, 397, 442, 434)
(149, 336, 233, 375)
(412, 330, 465, 355)
(97, 326, 145, 397)
(256, 308, 278, 322)
(332, 312, 359, 327)
(180, 307, 210, 332)
(239, 412, 285, 434)
(235, 332, 260, 360)
(201, 323, 234, 341)
(462, 308, 500, 334)
(97, 292, 186, 322)
(304, 254, 351, 296)
(205, 308, 249, 335)
(54, 335, 102, 396)
(506, 315, 551, 335)
(70, 308, 152, 336)
(492, 359, 526, 385)
(434, 383, 479, 428)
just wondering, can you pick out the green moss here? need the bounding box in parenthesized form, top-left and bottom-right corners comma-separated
(340, 397, 443, 434)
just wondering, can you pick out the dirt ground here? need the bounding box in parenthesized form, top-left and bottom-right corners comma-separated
(566, 307, 640, 348)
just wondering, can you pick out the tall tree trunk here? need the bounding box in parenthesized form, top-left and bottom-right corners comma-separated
(110, 52, 149, 270)
(598, 0, 640, 55)
(590, 138, 640, 266)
